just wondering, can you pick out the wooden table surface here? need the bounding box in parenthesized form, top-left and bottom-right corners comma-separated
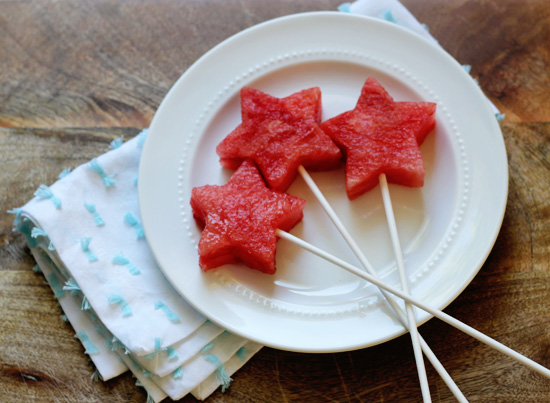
(1, 0, 549, 402)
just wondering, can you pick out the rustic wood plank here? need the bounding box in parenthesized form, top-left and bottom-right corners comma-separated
(1, 123, 549, 402)
(1, 0, 549, 128)
(1, 0, 549, 401)
(0, 0, 342, 128)
(402, 0, 550, 122)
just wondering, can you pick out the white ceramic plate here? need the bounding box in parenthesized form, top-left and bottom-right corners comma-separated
(139, 12, 508, 352)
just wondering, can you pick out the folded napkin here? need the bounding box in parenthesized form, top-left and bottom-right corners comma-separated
(11, 132, 261, 401)
(10, 1, 502, 402)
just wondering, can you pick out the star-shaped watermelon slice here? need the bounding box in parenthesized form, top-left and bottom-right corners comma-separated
(216, 86, 342, 192)
(190, 160, 306, 274)
(320, 77, 437, 200)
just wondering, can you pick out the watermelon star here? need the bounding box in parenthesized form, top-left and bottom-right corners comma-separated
(216, 86, 342, 192)
(320, 77, 437, 200)
(190, 160, 306, 274)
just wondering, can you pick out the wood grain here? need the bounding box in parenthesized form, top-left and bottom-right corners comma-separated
(0, 0, 342, 128)
(407, 1, 550, 123)
(1, 0, 549, 128)
(1, 122, 549, 402)
(1, 0, 550, 402)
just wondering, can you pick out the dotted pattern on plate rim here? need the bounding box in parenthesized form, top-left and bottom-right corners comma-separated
(176, 49, 470, 316)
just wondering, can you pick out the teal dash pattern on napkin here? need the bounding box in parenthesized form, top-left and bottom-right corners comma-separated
(88, 158, 116, 188)
(84, 202, 105, 226)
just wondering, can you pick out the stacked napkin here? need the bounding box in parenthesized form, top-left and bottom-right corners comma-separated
(12, 131, 261, 401)
(10, 1, 502, 401)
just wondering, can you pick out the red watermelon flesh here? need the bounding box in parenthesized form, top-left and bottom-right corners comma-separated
(320, 77, 436, 200)
(190, 160, 306, 274)
(216, 86, 342, 192)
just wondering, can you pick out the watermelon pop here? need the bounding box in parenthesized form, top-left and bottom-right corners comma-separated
(320, 77, 436, 200)
(216, 86, 342, 192)
(190, 160, 306, 274)
(318, 78, 436, 397)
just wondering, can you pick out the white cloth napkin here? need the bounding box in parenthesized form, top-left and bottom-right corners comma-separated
(12, 132, 261, 402)
(10, 1, 501, 401)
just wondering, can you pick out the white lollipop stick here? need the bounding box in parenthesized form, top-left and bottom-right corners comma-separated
(276, 228, 550, 379)
(378, 173, 431, 403)
(298, 166, 467, 402)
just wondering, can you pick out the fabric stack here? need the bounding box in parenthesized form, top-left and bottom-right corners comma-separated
(11, 132, 261, 401)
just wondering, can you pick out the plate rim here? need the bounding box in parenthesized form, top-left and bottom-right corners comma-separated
(138, 11, 508, 352)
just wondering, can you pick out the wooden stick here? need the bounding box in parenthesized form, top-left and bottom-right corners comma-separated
(378, 173, 431, 403)
(276, 228, 550, 379)
(298, 166, 467, 402)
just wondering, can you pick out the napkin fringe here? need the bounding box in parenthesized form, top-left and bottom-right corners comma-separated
(109, 136, 124, 150)
(108, 294, 133, 317)
(338, 2, 351, 12)
(123, 212, 145, 239)
(7, 208, 23, 227)
(154, 301, 181, 323)
(80, 237, 99, 262)
(236, 346, 249, 361)
(47, 273, 65, 299)
(172, 366, 183, 379)
(112, 253, 141, 275)
(88, 158, 116, 188)
(111, 336, 130, 354)
(91, 369, 103, 381)
(75, 330, 100, 355)
(84, 202, 105, 226)
(381, 8, 398, 23)
(58, 168, 72, 179)
(136, 128, 148, 147)
(34, 184, 62, 209)
(31, 227, 55, 251)
(63, 278, 81, 297)
(204, 354, 232, 392)
(81, 295, 91, 311)
(200, 341, 232, 392)
(146, 338, 179, 361)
